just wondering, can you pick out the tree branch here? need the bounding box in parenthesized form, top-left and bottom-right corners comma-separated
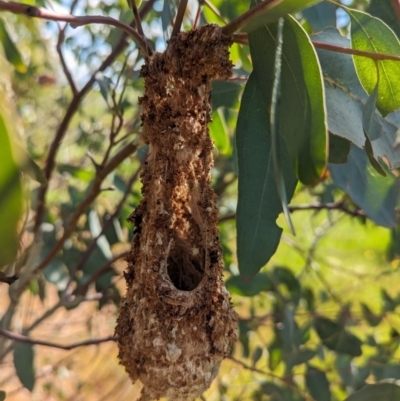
(32, 0, 156, 234)
(0, 0, 151, 55)
(171, 0, 188, 38)
(232, 33, 400, 62)
(218, 202, 366, 223)
(0, 329, 116, 350)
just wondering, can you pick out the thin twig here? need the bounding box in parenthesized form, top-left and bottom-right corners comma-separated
(33, 0, 156, 234)
(127, 0, 146, 48)
(0, 1, 150, 54)
(218, 201, 365, 223)
(171, 0, 188, 38)
(0, 329, 116, 350)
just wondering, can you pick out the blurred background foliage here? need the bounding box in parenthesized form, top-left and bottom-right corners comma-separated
(0, 0, 400, 400)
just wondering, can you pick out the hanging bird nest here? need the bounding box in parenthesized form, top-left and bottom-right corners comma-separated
(115, 24, 238, 401)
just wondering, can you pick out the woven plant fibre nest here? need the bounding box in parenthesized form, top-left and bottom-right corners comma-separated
(115, 24, 238, 401)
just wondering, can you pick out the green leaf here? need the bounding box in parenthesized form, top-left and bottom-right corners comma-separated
(313, 28, 400, 169)
(0, 20, 27, 73)
(306, 365, 331, 401)
(269, 336, 283, 370)
(211, 81, 242, 110)
(13, 343, 35, 391)
(252, 346, 263, 366)
(286, 348, 316, 369)
(344, 382, 400, 401)
(238, 320, 251, 358)
(0, 110, 23, 269)
(329, 144, 399, 228)
(210, 108, 230, 155)
(226, 273, 273, 296)
(88, 209, 113, 260)
(363, 83, 382, 141)
(348, 8, 400, 116)
(361, 303, 382, 327)
(243, 0, 323, 33)
(302, 3, 337, 32)
(0, 390, 5, 401)
(236, 73, 297, 278)
(249, 14, 327, 185)
(329, 133, 351, 164)
(162, 0, 177, 40)
(315, 317, 363, 356)
(368, 0, 400, 39)
(273, 266, 301, 305)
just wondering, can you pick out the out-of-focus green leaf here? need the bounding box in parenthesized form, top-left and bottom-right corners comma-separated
(211, 81, 242, 110)
(236, 73, 297, 278)
(252, 346, 263, 367)
(344, 382, 400, 401)
(361, 303, 382, 327)
(243, 0, 323, 33)
(329, 144, 399, 228)
(368, 0, 400, 38)
(249, 14, 327, 185)
(348, 8, 400, 116)
(58, 164, 94, 183)
(13, 343, 35, 391)
(0, 20, 27, 73)
(210, 108, 230, 155)
(269, 336, 283, 371)
(273, 266, 301, 305)
(238, 320, 251, 358)
(381, 289, 397, 312)
(313, 28, 400, 169)
(302, 2, 337, 32)
(162, 0, 177, 40)
(286, 349, 316, 369)
(226, 273, 273, 296)
(329, 133, 351, 164)
(0, 390, 5, 401)
(315, 317, 362, 356)
(0, 96, 23, 268)
(306, 365, 331, 401)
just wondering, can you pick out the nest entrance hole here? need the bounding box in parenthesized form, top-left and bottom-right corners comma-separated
(167, 248, 204, 291)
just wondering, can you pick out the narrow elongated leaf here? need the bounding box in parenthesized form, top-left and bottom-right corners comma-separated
(236, 73, 297, 278)
(313, 28, 400, 168)
(363, 83, 382, 140)
(0, 60, 23, 268)
(249, 14, 327, 185)
(13, 343, 35, 391)
(306, 366, 331, 401)
(0, 20, 26, 73)
(329, 144, 399, 228)
(243, 0, 323, 33)
(348, 8, 400, 116)
(210, 108, 230, 155)
(162, 0, 177, 41)
(211, 81, 242, 110)
(344, 382, 400, 401)
(329, 133, 350, 164)
(0, 391, 5, 401)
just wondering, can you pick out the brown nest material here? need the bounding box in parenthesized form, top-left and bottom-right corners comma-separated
(115, 24, 238, 401)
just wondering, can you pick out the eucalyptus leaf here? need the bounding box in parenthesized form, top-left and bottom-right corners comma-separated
(226, 273, 273, 296)
(13, 343, 35, 391)
(302, 2, 337, 32)
(236, 73, 297, 278)
(306, 365, 331, 401)
(348, 8, 400, 116)
(0, 20, 26, 73)
(344, 382, 400, 401)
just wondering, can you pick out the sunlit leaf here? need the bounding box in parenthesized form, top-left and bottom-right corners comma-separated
(13, 343, 35, 391)
(348, 8, 400, 116)
(313, 28, 400, 169)
(209, 108, 230, 155)
(0, 20, 27, 73)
